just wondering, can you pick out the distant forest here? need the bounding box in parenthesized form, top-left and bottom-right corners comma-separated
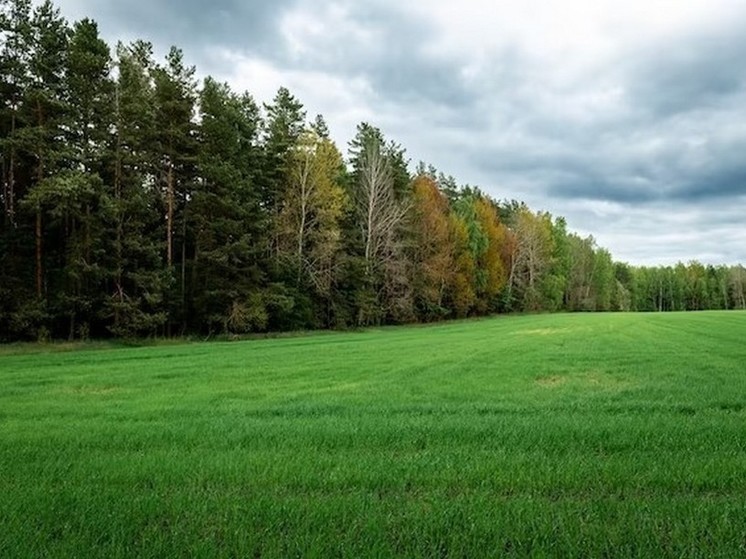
(1, 0, 745, 342)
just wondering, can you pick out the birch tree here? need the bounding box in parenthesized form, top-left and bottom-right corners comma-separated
(348, 123, 411, 323)
(511, 209, 554, 310)
(278, 128, 347, 297)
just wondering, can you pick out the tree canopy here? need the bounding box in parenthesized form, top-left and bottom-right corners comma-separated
(1, 0, 744, 341)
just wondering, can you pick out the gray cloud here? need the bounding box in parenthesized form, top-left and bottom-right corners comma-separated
(56, 0, 295, 50)
(276, 2, 476, 109)
(44, 0, 746, 264)
(556, 199, 746, 266)
(454, 20, 746, 212)
(680, 166, 746, 201)
(623, 26, 746, 118)
(51, 0, 298, 73)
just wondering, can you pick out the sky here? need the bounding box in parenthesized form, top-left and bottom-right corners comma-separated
(47, 0, 746, 265)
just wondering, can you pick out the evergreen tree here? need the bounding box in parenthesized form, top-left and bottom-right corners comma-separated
(105, 41, 167, 337)
(47, 17, 115, 338)
(261, 87, 305, 264)
(311, 113, 329, 139)
(152, 46, 197, 333)
(14, 0, 68, 340)
(0, 0, 32, 229)
(192, 77, 266, 334)
(0, 0, 35, 339)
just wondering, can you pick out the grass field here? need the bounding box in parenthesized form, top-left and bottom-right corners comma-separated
(2, 312, 746, 558)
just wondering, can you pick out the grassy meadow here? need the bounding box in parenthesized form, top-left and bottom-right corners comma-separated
(2, 312, 746, 557)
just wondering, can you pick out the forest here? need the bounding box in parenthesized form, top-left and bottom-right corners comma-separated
(1, 0, 745, 342)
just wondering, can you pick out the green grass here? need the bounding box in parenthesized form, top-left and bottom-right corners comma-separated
(2, 312, 746, 558)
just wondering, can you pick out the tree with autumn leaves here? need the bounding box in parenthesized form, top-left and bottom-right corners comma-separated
(276, 127, 347, 320)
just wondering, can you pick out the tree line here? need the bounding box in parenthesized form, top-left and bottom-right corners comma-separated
(1, 0, 745, 341)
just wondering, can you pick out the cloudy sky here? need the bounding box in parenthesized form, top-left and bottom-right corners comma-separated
(48, 0, 746, 265)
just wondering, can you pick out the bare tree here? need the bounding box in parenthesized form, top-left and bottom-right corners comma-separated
(511, 209, 554, 310)
(729, 265, 746, 309)
(348, 136, 413, 323)
(356, 139, 408, 277)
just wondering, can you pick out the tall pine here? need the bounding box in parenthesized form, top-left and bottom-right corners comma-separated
(152, 47, 197, 334)
(13, 0, 68, 339)
(192, 77, 266, 334)
(106, 41, 167, 337)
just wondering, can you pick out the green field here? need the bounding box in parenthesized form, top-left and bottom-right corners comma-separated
(2, 312, 746, 558)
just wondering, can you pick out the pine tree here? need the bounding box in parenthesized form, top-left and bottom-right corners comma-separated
(0, 0, 32, 229)
(47, 17, 115, 338)
(261, 87, 305, 264)
(105, 41, 167, 337)
(6, 0, 70, 341)
(152, 46, 197, 333)
(192, 77, 266, 334)
(0, 0, 35, 338)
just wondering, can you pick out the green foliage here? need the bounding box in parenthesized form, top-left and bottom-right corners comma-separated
(348, 121, 410, 198)
(191, 77, 264, 335)
(225, 292, 268, 334)
(1, 0, 744, 342)
(103, 41, 168, 338)
(261, 86, 306, 215)
(454, 195, 488, 260)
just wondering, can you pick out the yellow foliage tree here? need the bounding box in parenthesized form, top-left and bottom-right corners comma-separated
(277, 129, 347, 296)
(410, 175, 454, 318)
(473, 197, 508, 313)
(448, 214, 477, 317)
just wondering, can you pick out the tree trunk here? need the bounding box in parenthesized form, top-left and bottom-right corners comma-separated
(114, 87, 124, 329)
(35, 101, 45, 299)
(85, 204, 91, 263)
(2, 151, 7, 226)
(69, 311, 76, 342)
(35, 209, 43, 298)
(658, 282, 663, 312)
(167, 160, 174, 268)
(722, 281, 729, 310)
(181, 206, 187, 333)
(297, 157, 310, 284)
(8, 113, 17, 227)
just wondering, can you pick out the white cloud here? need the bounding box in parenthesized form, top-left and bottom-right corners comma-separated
(214, 49, 376, 148)
(45, 0, 746, 265)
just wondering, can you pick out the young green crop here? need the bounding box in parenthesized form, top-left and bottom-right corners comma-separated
(2, 312, 746, 557)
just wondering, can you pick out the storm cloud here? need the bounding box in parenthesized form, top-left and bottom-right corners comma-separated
(48, 0, 746, 265)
